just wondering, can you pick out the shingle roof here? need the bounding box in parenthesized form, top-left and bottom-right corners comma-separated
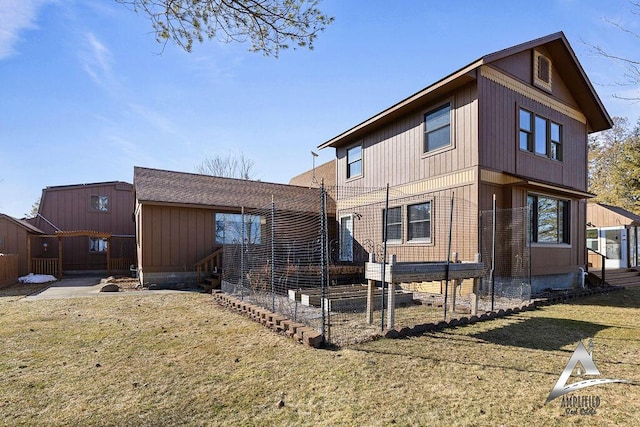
(0, 214, 45, 234)
(134, 167, 327, 213)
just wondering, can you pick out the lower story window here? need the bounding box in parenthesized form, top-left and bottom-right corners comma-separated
(383, 207, 402, 242)
(89, 237, 108, 252)
(528, 195, 569, 244)
(215, 213, 262, 245)
(408, 202, 431, 242)
(586, 228, 599, 251)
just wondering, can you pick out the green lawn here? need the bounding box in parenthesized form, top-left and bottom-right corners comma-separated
(1, 285, 639, 426)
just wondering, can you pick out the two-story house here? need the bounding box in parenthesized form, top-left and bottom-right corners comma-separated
(29, 181, 136, 276)
(318, 32, 612, 292)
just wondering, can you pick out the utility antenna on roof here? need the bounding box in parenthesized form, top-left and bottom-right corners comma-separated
(311, 151, 319, 187)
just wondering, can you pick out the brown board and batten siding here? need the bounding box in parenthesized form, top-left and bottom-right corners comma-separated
(0, 214, 44, 277)
(32, 182, 135, 272)
(336, 82, 479, 189)
(322, 32, 613, 290)
(478, 66, 589, 191)
(477, 57, 591, 277)
(134, 167, 334, 285)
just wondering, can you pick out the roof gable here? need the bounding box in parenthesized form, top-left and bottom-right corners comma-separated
(589, 203, 640, 226)
(134, 167, 325, 213)
(0, 214, 45, 234)
(319, 32, 611, 149)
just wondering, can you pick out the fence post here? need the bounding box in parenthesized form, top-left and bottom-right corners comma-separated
(491, 194, 497, 312)
(320, 182, 327, 343)
(380, 184, 389, 332)
(387, 254, 397, 329)
(271, 196, 276, 312)
(241, 207, 245, 300)
(366, 253, 375, 325)
(443, 194, 454, 320)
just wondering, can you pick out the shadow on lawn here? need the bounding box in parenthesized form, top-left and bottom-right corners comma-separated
(471, 316, 609, 352)
(567, 286, 640, 309)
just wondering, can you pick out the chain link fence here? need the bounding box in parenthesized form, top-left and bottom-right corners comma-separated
(218, 185, 531, 347)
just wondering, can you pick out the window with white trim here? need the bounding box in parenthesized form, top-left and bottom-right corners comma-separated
(587, 229, 599, 251)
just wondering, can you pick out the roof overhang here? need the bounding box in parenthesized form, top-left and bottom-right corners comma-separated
(318, 60, 482, 150)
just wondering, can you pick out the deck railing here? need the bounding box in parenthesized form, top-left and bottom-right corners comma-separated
(195, 248, 223, 284)
(31, 258, 59, 277)
(109, 258, 137, 272)
(587, 248, 606, 285)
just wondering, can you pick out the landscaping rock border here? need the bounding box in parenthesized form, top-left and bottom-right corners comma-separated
(382, 285, 624, 339)
(212, 290, 323, 348)
(211, 286, 623, 347)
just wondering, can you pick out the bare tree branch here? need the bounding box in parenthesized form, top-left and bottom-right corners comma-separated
(585, 0, 640, 100)
(196, 152, 256, 179)
(116, 0, 333, 56)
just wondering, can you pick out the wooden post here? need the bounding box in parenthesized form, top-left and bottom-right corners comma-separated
(27, 234, 32, 274)
(470, 278, 479, 316)
(57, 237, 63, 279)
(106, 236, 111, 275)
(387, 254, 396, 329)
(366, 253, 375, 325)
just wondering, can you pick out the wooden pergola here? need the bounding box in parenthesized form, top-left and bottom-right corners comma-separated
(28, 230, 112, 279)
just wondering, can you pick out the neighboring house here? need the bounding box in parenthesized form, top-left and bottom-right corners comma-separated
(289, 159, 337, 188)
(318, 32, 612, 292)
(587, 203, 640, 270)
(133, 167, 333, 286)
(28, 181, 136, 276)
(0, 213, 45, 277)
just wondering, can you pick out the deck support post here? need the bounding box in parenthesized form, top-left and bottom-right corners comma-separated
(386, 254, 396, 329)
(366, 254, 375, 325)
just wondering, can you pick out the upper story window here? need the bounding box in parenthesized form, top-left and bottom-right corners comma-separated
(424, 103, 451, 153)
(90, 195, 109, 212)
(0, 235, 5, 250)
(408, 202, 432, 242)
(519, 108, 562, 161)
(383, 207, 402, 243)
(346, 145, 362, 179)
(528, 194, 569, 244)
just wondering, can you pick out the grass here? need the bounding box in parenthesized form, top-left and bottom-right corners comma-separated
(0, 285, 639, 426)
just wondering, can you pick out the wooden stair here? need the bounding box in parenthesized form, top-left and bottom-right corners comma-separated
(589, 268, 640, 287)
(195, 248, 223, 292)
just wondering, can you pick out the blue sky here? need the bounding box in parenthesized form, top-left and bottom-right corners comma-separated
(1, 0, 639, 218)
